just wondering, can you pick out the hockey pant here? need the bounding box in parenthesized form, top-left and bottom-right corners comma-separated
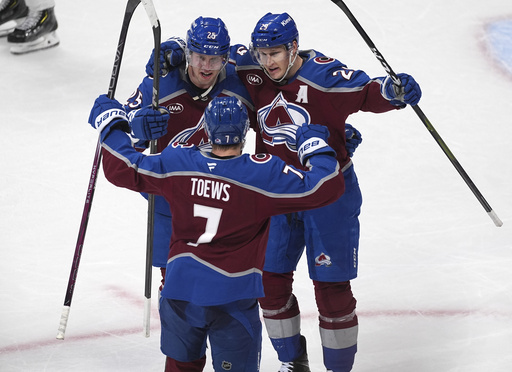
(160, 297, 262, 372)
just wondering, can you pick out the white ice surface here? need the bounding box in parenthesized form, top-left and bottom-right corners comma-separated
(1, 0, 511, 371)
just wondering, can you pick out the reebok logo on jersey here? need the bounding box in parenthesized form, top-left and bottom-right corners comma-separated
(315, 252, 332, 267)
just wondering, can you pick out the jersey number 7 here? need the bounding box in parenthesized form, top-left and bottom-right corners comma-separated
(187, 204, 223, 247)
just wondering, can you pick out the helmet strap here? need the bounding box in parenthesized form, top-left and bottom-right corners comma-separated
(192, 81, 215, 101)
(185, 58, 227, 101)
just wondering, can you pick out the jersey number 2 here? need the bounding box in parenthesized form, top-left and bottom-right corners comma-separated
(187, 204, 223, 247)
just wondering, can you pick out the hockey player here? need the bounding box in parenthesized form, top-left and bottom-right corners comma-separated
(128, 16, 362, 295)
(123, 17, 256, 293)
(88, 95, 345, 372)
(142, 15, 369, 372)
(230, 13, 422, 372)
(3, 0, 59, 54)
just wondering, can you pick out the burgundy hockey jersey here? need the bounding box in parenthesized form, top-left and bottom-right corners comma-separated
(233, 46, 398, 170)
(101, 129, 343, 306)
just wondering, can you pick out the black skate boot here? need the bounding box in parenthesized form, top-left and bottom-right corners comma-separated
(0, 0, 28, 36)
(278, 336, 311, 372)
(8, 6, 59, 54)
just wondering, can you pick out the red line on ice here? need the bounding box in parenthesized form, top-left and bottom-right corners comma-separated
(2, 285, 510, 355)
(0, 324, 160, 353)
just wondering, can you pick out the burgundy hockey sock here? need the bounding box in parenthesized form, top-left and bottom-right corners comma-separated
(164, 355, 206, 372)
(314, 280, 358, 371)
(259, 271, 298, 318)
(259, 271, 304, 361)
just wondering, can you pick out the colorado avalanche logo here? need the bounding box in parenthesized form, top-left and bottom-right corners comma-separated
(313, 56, 335, 64)
(258, 92, 311, 151)
(315, 252, 332, 267)
(170, 115, 211, 151)
(250, 153, 272, 163)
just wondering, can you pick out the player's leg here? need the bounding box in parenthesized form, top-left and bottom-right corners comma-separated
(164, 356, 206, 372)
(259, 213, 310, 371)
(7, 0, 58, 54)
(304, 165, 362, 372)
(208, 299, 262, 372)
(0, 0, 28, 36)
(24, 0, 54, 10)
(313, 280, 358, 372)
(159, 298, 208, 372)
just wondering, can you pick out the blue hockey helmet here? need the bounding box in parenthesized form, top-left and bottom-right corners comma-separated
(204, 97, 250, 145)
(186, 16, 230, 55)
(250, 12, 299, 50)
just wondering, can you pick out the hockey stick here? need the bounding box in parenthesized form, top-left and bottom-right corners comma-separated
(56, 0, 142, 341)
(140, 0, 161, 338)
(330, 0, 503, 227)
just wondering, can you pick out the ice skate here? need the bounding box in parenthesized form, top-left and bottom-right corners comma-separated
(8, 6, 59, 54)
(278, 336, 311, 372)
(0, 0, 28, 37)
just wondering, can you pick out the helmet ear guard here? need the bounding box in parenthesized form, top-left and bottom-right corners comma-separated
(204, 97, 250, 146)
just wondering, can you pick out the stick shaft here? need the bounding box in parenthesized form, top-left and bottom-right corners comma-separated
(141, 0, 162, 338)
(330, 0, 502, 227)
(57, 0, 142, 341)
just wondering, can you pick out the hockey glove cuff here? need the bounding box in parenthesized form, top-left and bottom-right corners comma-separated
(89, 94, 129, 142)
(345, 123, 362, 158)
(145, 37, 186, 76)
(381, 73, 422, 107)
(296, 124, 336, 166)
(129, 106, 170, 141)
